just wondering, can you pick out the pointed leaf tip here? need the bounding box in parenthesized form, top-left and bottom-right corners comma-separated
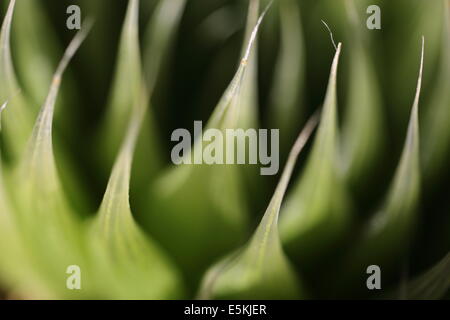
(143, 0, 272, 282)
(385, 36, 424, 212)
(98, 0, 144, 175)
(411, 36, 425, 118)
(242, 0, 273, 64)
(93, 88, 183, 300)
(341, 2, 386, 188)
(339, 39, 425, 289)
(198, 113, 318, 300)
(0, 0, 35, 158)
(99, 86, 148, 223)
(262, 112, 320, 227)
(207, 1, 271, 130)
(1, 1, 16, 49)
(279, 41, 350, 265)
(29, 22, 91, 151)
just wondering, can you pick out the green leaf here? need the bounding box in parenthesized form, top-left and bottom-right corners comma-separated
(97, 0, 144, 177)
(131, 0, 186, 192)
(0, 101, 38, 296)
(385, 0, 443, 122)
(357, 37, 423, 261)
(198, 114, 317, 299)
(8, 24, 92, 298)
(98, 0, 183, 190)
(142, 5, 271, 287)
(0, 0, 34, 160)
(91, 87, 185, 299)
(9, 0, 91, 215)
(337, 38, 424, 292)
(238, 0, 259, 129)
(232, 0, 267, 226)
(280, 43, 352, 264)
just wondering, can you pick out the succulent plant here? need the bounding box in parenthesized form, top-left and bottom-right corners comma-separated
(0, 0, 449, 300)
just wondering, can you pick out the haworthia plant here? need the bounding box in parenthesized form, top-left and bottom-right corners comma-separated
(0, 0, 449, 300)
